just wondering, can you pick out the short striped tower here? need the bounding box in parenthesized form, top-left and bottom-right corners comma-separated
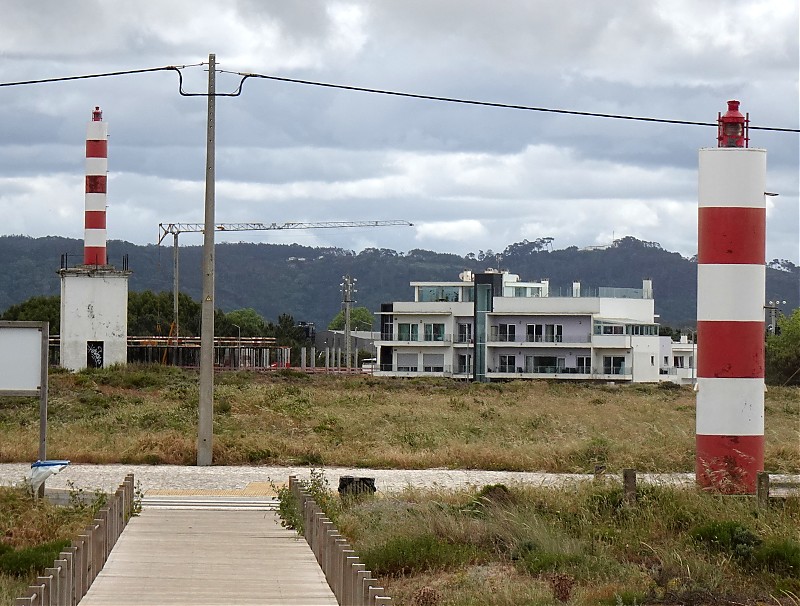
(696, 100, 766, 493)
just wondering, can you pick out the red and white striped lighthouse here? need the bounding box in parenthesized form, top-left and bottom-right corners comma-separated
(696, 100, 766, 493)
(84, 106, 108, 265)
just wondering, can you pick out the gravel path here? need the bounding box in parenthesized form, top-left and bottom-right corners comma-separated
(2, 463, 797, 498)
(0, 463, 700, 494)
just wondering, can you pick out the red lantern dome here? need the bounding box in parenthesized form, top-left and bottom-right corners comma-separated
(717, 100, 749, 148)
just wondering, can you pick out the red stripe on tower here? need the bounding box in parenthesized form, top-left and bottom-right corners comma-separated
(84, 106, 108, 265)
(696, 100, 766, 494)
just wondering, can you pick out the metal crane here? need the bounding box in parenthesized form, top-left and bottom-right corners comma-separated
(157, 220, 413, 342)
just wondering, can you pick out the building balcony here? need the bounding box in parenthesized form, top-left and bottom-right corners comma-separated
(485, 366, 632, 381)
(376, 364, 454, 376)
(486, 335, 591, 345)
(380, 333, 453, 344)
(592, 334, 631, 348)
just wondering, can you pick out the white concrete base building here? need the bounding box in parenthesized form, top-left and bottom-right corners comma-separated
(59, 267, 130, 371)
(376, 270, 693, 383)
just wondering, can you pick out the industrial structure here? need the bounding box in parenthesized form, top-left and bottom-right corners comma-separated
(156, 220, 412, 342)
(58, 107, 131, 371)
(696, 100, 766, 493)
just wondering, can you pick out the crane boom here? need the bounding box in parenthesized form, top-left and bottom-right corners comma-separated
(157, 218, 413, 345)
(157, 220, 413, 245)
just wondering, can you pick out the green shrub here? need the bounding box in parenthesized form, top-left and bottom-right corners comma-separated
(361, 534, 482, 575)
(0, 540, 70, 576)
(274, 469, 341, 534)
(750, 538, 800, 576)
(690, 520, 761, 559)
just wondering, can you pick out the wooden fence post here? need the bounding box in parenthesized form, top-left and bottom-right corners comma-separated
(623, 469, 637, 504)
(58, 551, 74, 606)
(35, 576, 51, 605)
(361, 576, 378, 605)
(340, 550, 356, 605)
(756, 472, 770, 507)
(350, 562, 365, 606)
(45, 567, 60, 604)
(369, 585, 386, 605)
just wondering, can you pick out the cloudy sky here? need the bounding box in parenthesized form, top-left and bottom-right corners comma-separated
(0, 0, 797, 264)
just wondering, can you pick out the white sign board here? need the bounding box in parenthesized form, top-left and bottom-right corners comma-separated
(0, 325, 43, 394)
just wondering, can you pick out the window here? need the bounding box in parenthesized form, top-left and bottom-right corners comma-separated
(457, 323, 472, 343)
(533, 356, 564, 373)
(499, 354, 516, 373)
(499, 323, 516, 342)
(545, 324, 563, 343)
(674, 356, 685, 368)
(527, 324, 543, 342)
(603, 356, 626, 375)
(577, 356, 591, 373)
(424, 323, 445, 342)
(419, 286, 460, 302)
(457, 354, 472, 374)
(595, 323, 625, 335)
(396, 353, 418, 371)
(423, 353, 445, 372)
(524, 355, 535, 373)
(397, 323, 419, 341)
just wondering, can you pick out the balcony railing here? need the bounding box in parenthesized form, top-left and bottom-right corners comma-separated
(487, 335, 591, 344)
(378, 364, 454, 373)
(383, 333, 453, 343)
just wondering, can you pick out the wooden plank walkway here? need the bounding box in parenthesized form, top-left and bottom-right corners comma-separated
(78, 506, 338, 605)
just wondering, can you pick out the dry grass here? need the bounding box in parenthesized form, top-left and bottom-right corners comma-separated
(330, 481, 800, 605)
(0, 365, 797, 473)
(0, 485, 100, 603)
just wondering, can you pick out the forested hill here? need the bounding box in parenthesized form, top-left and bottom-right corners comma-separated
(1, 235, 797, 330)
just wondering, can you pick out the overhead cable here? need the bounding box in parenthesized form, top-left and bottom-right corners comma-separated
(226, 70, 800, 133)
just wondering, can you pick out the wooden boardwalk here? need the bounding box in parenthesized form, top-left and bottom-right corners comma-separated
(79, 505, 338, 605)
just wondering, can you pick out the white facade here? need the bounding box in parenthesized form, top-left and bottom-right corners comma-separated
(59, 268, 130, 371)
(377, 271, 693, 384)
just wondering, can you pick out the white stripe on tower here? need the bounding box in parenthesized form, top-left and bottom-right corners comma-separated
(696, 143, 766, 494)
(84, 106, 108, 265)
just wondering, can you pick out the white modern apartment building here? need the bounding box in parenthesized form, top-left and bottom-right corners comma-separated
(375, 270, 695, 383)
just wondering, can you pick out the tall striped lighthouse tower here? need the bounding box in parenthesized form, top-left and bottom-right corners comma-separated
(696, 100, 766, 493)
(59, 107, 131, 371)
(84, 106, 108, 266)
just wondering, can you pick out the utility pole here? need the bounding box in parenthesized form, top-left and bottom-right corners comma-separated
(342, 275, 356, 371)
(172, 231, 179, 364)
(198, 53, 215, 466)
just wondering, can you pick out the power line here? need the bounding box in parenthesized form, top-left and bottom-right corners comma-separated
(226, 70, 799, 133)
(1, 64, 797, 133)
(0, 64, 202, 88)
